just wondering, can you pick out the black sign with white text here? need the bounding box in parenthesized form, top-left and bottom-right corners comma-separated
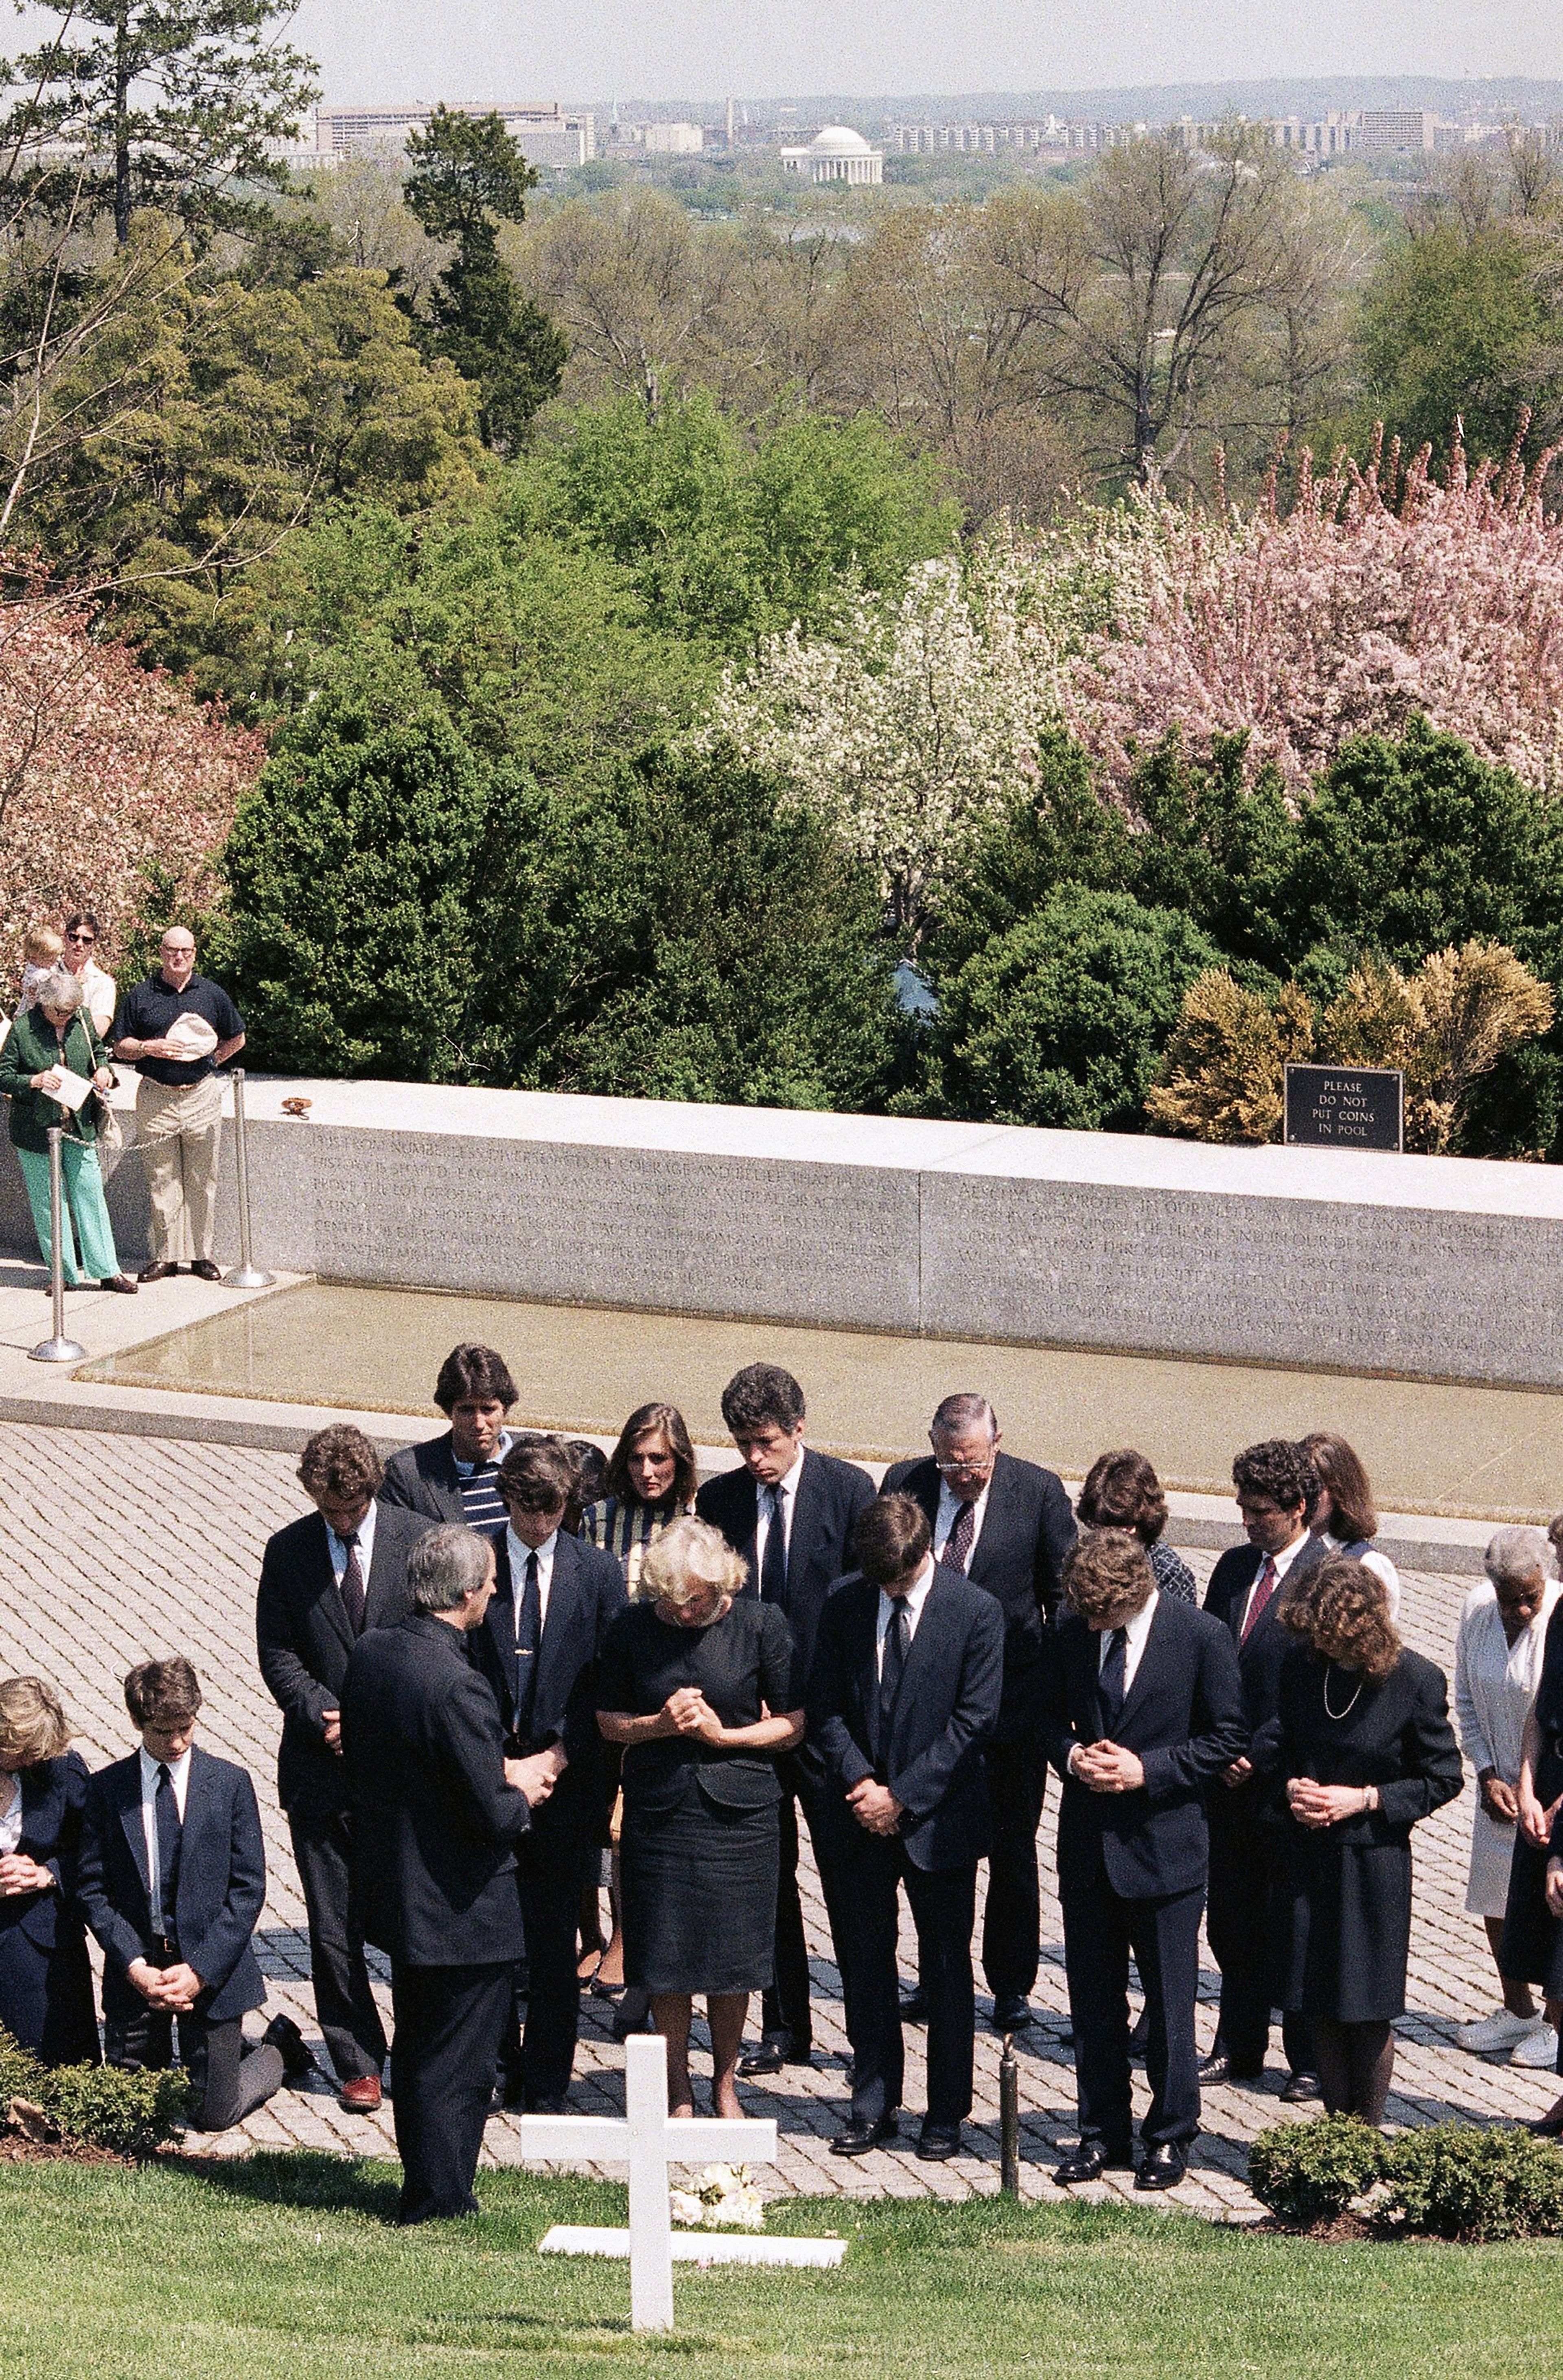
(1283, 1064, 1404, 1152)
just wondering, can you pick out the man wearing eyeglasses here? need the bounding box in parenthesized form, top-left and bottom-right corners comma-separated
(112, 927, 245, 1283)
(884, 1393, 1076, 2032)
(60, 913, 116, 1037)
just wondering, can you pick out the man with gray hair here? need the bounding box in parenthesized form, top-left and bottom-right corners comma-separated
(884, 1392, 1075, 2031)
(340, 1524, 557, 2222)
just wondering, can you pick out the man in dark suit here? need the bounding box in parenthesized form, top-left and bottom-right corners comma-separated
(256, 1423, 433, 2111)
(340, 1524, 557, 2223)
(1045, 1527, 1247, 2191)
(809, 1491, 1005, 2161)
(472, 1436, 626, 2110)
(379, 1343, 519, 1537)
(696, 1361, 876, 2075)
(77, 1656, 296, 2132)
(1202, 1437, 1327, 2096)
(884, 1391, 1075, 2030)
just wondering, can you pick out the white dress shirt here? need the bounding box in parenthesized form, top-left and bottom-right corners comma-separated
(875, 1555, 935, 1677)
(1238, 1531, 1309, 1636)
(507, 1525, 558, 1639)
(934, 1475, 992, 1566)
(754, 1449, 805, 1579)
(0, 1771, 22, 1855)
(1096, 1587, 1160, 1693)
(326, 1498, 377, 1586)
(138, 1742, 192, 1918)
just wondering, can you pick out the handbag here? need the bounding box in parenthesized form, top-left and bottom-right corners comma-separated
(92, 1073, 125, 1178)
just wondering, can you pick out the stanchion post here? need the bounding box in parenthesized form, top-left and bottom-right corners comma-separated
(999, 2032, 1020, 2198)
(29, 1126, 86, 1364)
(224, 1067, 274, 1289)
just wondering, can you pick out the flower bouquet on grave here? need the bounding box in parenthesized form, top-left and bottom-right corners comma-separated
(670, 2161, 766, 2230)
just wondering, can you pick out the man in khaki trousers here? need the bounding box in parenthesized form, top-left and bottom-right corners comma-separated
(112, 929, 245, 1282)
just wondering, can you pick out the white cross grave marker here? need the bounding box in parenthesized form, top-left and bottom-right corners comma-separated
(518, 2032, 846, 2331)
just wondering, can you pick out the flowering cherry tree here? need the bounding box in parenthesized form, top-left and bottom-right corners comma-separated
(1061, 429, 1563, 796)
(0, 595, 265, 966)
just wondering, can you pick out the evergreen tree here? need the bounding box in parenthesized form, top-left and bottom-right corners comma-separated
(3, 0, 317, 243)
(403, 105, 565, 449)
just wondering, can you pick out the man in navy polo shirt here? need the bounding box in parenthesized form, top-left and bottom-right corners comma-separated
(113, 927, 245, 1282)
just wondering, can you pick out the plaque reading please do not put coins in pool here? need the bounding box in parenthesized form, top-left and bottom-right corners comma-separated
(1283, 1063, 1405, 1153)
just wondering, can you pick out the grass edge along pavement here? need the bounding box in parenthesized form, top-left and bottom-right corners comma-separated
(3, 2155, 1563, 2378)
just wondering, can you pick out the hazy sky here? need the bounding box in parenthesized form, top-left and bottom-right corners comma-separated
(288, 0, 1560, 107)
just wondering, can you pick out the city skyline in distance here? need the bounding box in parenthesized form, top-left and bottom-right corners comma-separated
(285, 0, 1561, 110)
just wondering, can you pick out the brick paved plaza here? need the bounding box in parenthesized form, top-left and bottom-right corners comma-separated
(2, 1419, 1558, 2220)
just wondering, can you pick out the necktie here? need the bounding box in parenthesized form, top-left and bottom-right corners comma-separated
(759, 1484, 789, 1607)
(1098, 1625, 1129, 1730)
(338, 1531, 366, 1635)
(514, 1549, 542, 1746)
(877, 1601, 910, 1760)
(944, 1499, 977, 1574)
(1240, 1554, 1280, 1645)
(154, 1762, 182, 1942)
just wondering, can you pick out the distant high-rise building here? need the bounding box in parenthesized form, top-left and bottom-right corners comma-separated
(1349, 107, 1438, 153)
(314, 101, 595, 168)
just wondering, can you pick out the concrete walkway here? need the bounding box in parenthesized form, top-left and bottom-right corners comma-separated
(0, 1418, 1556, 2222)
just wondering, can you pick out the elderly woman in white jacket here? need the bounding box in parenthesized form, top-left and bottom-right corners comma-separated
(1454, 1525, 1561, 2065)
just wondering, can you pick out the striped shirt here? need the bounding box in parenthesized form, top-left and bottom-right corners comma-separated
(581, 1495, 689, 1597)
(455, 1432, 514, 1540)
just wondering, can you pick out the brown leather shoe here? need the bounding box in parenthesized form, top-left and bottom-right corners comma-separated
(139, 1260, 177, 1282)
(101, 1274, 139, 1295)
(190, 1258, 223, 1282)
(339, 2076, 383, 2112)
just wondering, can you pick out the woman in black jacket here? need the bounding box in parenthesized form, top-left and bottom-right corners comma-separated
(0, 1677, 99, 2065)
(1254, 1555, 1462, 2125)
(596, 1516, 801, 2118)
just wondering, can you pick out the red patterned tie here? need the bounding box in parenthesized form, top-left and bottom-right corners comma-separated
(945, 1500, 977, 1574)
(1239, 1554, 1279, 1645)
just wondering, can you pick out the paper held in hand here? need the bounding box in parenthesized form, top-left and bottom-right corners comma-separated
(165, 1011, 219, 1058)
(45, 1066, 94, 1113)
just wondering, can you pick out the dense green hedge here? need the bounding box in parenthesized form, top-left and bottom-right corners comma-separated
(0, 2026, 189, 2159)
(1249, 2114, 1563, 2240)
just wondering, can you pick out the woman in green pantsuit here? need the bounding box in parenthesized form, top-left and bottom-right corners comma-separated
(0, 967, 136, 1292)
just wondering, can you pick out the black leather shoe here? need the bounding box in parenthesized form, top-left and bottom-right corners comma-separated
(138, 1260, 177, 1283)
(900, 1985, 930, 2023)
(992, 1995, 1035, 2032)
(528, 2096, 569, 2115)
(1136, 2143, 1188, 2191)
(262, 2012, 314, 2080)
(831, 2113, 899, 2156)
(1280, 2070, 1321, 2104)
(1200, 2053, 1263, 2087)
(916, 2122, 962, 2161)
(190, 1258, 223, 1282)
(738, 2032, 810, 2077)
(1053, 2141, 1132, 2184)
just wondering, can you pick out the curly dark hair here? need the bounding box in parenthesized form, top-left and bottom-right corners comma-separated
(1232, 1438, 1320, 1521)
(1077, 1449, 1168, 1546)
(298, 1422, 383, 1501)
(1063, 1528, 1156, 1626)
(1282, 1553, 1401, 1682)
(720, 1363, 805, 1437)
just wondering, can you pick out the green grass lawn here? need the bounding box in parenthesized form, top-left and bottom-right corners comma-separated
(3, 2153, 1563, 2379)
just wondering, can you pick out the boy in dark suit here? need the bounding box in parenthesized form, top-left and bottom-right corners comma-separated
(256, 1423, 433, 2110)
(77, 1656, 293, 2132)
(1044, 1528, 1247, 2191)
(1201, 1437, 1326, 2094)
(472, 1436, 627, 2110)
(808, 1492, 1005, 2162)
(884, 1390, 1076, 2029)
(696, 1361, 875, 2075)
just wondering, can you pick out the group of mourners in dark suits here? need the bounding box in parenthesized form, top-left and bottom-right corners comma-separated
(6, 1338, 1541, 2223)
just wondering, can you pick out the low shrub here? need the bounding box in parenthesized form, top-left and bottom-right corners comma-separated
(0, 2026, 190, 2158)
(1381, 2123, 1563, 2242)
(1247, 2116, 1386, 2226)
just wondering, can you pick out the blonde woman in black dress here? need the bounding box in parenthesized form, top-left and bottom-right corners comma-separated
(1256, 1555, 1462, 2125)
(596, 1516, 801, 2118)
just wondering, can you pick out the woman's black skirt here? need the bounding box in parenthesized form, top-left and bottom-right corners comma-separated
(620, 1794, 779, 1996)
(1498, 1743, 1563, 1999)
